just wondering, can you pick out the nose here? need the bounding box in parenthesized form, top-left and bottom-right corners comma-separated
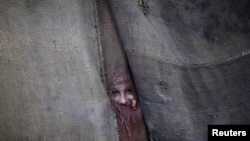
(119, 93, 128, 105)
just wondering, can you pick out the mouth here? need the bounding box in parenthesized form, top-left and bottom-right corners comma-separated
(119, 101, 131, 106)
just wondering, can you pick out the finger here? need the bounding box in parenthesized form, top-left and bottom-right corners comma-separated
(131, 100, 137, 110)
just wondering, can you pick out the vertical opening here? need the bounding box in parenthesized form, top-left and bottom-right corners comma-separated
(96, 0, 149, 140)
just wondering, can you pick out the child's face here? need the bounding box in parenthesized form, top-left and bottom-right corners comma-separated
(110, 75, 137, 110)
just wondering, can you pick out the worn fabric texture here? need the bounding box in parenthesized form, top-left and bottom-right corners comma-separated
(0, 0, 118, 141)
(109, 0, 250, 140)
(0, 0, 250, 141)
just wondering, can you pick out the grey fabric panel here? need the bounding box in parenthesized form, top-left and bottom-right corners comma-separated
(109, 0, 250, 140)
(130, 54, 250, 141)
(0, 0, 118, 141)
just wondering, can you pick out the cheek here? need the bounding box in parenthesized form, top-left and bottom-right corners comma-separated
(110, 95, 120, 102)
(126, 94, 135, 100)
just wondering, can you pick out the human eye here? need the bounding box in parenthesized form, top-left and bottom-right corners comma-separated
(111, 90, 119, 95)
(126, 87, 132, 93)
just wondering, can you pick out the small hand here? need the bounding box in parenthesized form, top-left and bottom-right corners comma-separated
(131, 100, 137, 110)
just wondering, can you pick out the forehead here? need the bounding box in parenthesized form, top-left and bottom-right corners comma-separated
(113, 72, 130, 80)
(112, 83, 131, 89)
(111, 71, 131, 87)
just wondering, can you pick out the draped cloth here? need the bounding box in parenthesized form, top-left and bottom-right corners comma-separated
(96, 0, 149, 140)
